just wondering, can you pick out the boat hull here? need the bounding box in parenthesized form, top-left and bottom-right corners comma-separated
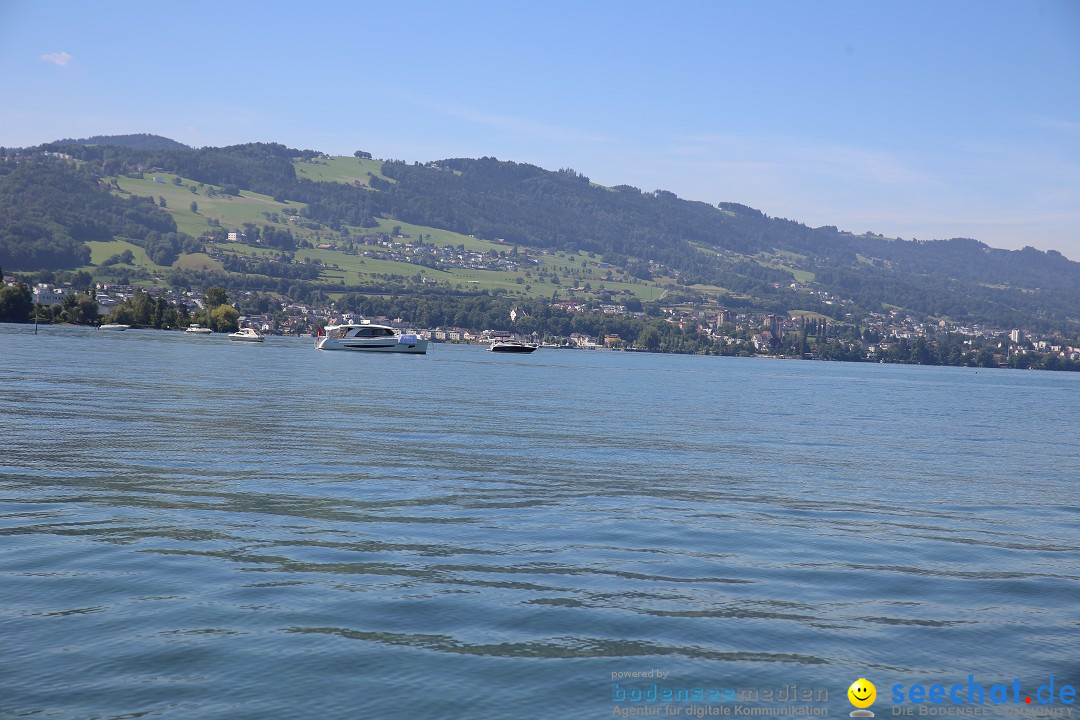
(489, 343, 538, 353)
(316, 337, 429, 354)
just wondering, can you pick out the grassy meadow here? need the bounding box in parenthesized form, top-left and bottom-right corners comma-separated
(86, 239, 167, 270)
(293, 156, 391, 185)
(112, 174, 303, 239)
(360, 218, 497, 253)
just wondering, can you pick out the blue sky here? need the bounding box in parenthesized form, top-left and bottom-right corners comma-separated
(2, 0, 1078, 258)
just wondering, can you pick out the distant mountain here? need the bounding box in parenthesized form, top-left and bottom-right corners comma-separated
(5, 137, 1079, 333)
(55, 133, 190, 150)
(372, 157, 1080, 328)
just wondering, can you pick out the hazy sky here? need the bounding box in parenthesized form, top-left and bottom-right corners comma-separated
(2, 0, 1078, 258)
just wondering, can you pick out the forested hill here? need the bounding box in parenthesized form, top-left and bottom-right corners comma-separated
(380, 158, 830, 261)
(380, 158, 1077, 290)
(55, 133, 190, 150)
(6, 136, 1080, 331)
(0, 160, 186, 269)
(375, 157, 1080, 328)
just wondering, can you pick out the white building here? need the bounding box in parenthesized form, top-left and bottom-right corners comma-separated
(33, 284, 66, 306)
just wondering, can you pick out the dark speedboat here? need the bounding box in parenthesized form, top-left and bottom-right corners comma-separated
(489, 340, 539, 353)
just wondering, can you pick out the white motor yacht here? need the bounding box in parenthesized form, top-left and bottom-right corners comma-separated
(185, 324, 212, 334)
(315, 324, 428, 354)
(228, 328, 264, 342)
(99, 323, 130, 331)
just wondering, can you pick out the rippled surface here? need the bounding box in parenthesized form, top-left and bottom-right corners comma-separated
(2, 324, 1078, 718)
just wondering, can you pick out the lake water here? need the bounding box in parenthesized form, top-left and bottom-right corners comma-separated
(1, 324, 1077, 719)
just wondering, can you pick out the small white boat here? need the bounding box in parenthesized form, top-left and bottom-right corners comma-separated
(185, 324, 212, 334)
(489, 339, 539, 354)
(315, 324, 428, 354)
(228, 328, 264, 342)
(99, 323, 130, 331)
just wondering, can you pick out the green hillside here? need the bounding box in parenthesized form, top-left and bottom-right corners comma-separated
(5, 136, 1079, 333)
(76, 168, 643, 300)
(112, 174, 303, 239)
(94, 163, 651, 300)
(293, 156, 391, 185)
(86, 239, 170, 271)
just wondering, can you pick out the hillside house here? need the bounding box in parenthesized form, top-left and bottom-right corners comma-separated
(33, 284, 66, 306)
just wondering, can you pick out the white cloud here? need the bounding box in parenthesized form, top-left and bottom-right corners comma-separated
(39, 51, 72, 67)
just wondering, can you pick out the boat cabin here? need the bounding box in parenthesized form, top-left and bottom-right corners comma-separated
(327, 324, 398, 339)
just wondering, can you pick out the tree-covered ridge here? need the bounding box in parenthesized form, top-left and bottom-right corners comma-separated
(56, 133, 191, 150)
(854, 236, 1077, 294)
(5, 138, 1080, 332)
(0, 161, 181, 270)
(379, 159, 761, 260)
(47, 141, 304, 198)
(372, 159, 830, 300)
(372, 157, 1080, 328)
(44, 140, 384, 228)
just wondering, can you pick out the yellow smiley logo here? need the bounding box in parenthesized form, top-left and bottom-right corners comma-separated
(848, 678, 876, 709)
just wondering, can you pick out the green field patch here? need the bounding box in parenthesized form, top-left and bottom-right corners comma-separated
(535, 254, 580, 272)
(173, 253, 224, 272)
(687, 283, 733, 295)
(753, 257, 814, 283)
(537, 256, 637, 287)
(294, 156, 391, 185)
(298, 248, 449, 286)
(85, 239, 168, 270)
(465, 253, 661, 300)
(363, 219, 496, 252)
(689, 242, 730, 259)
(217, 242, 288, 258)
(112, 174, 304, 238)
(604, 281, 664, 301)
(774, 250, 808, 261)
(788, 310, 830, 320)
(446, 268, 552, 297)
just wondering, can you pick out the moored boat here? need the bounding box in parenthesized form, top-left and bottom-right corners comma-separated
(489, 339, 539, 353)
(315, 324, 428, 354)
(228, 327, 264, 342)
(185, 324, 212, 334)
(99, 323, 130, 331)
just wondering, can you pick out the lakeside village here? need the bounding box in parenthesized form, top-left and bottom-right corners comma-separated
(6, 274, 1080, 369)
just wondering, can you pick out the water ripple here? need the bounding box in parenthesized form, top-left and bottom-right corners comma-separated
(2, 327, 1078, 719)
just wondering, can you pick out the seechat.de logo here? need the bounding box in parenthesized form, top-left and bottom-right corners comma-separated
(849, 678, 877, 717)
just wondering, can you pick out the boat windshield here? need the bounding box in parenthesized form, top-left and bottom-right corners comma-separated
(353, 327, 395, 338)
